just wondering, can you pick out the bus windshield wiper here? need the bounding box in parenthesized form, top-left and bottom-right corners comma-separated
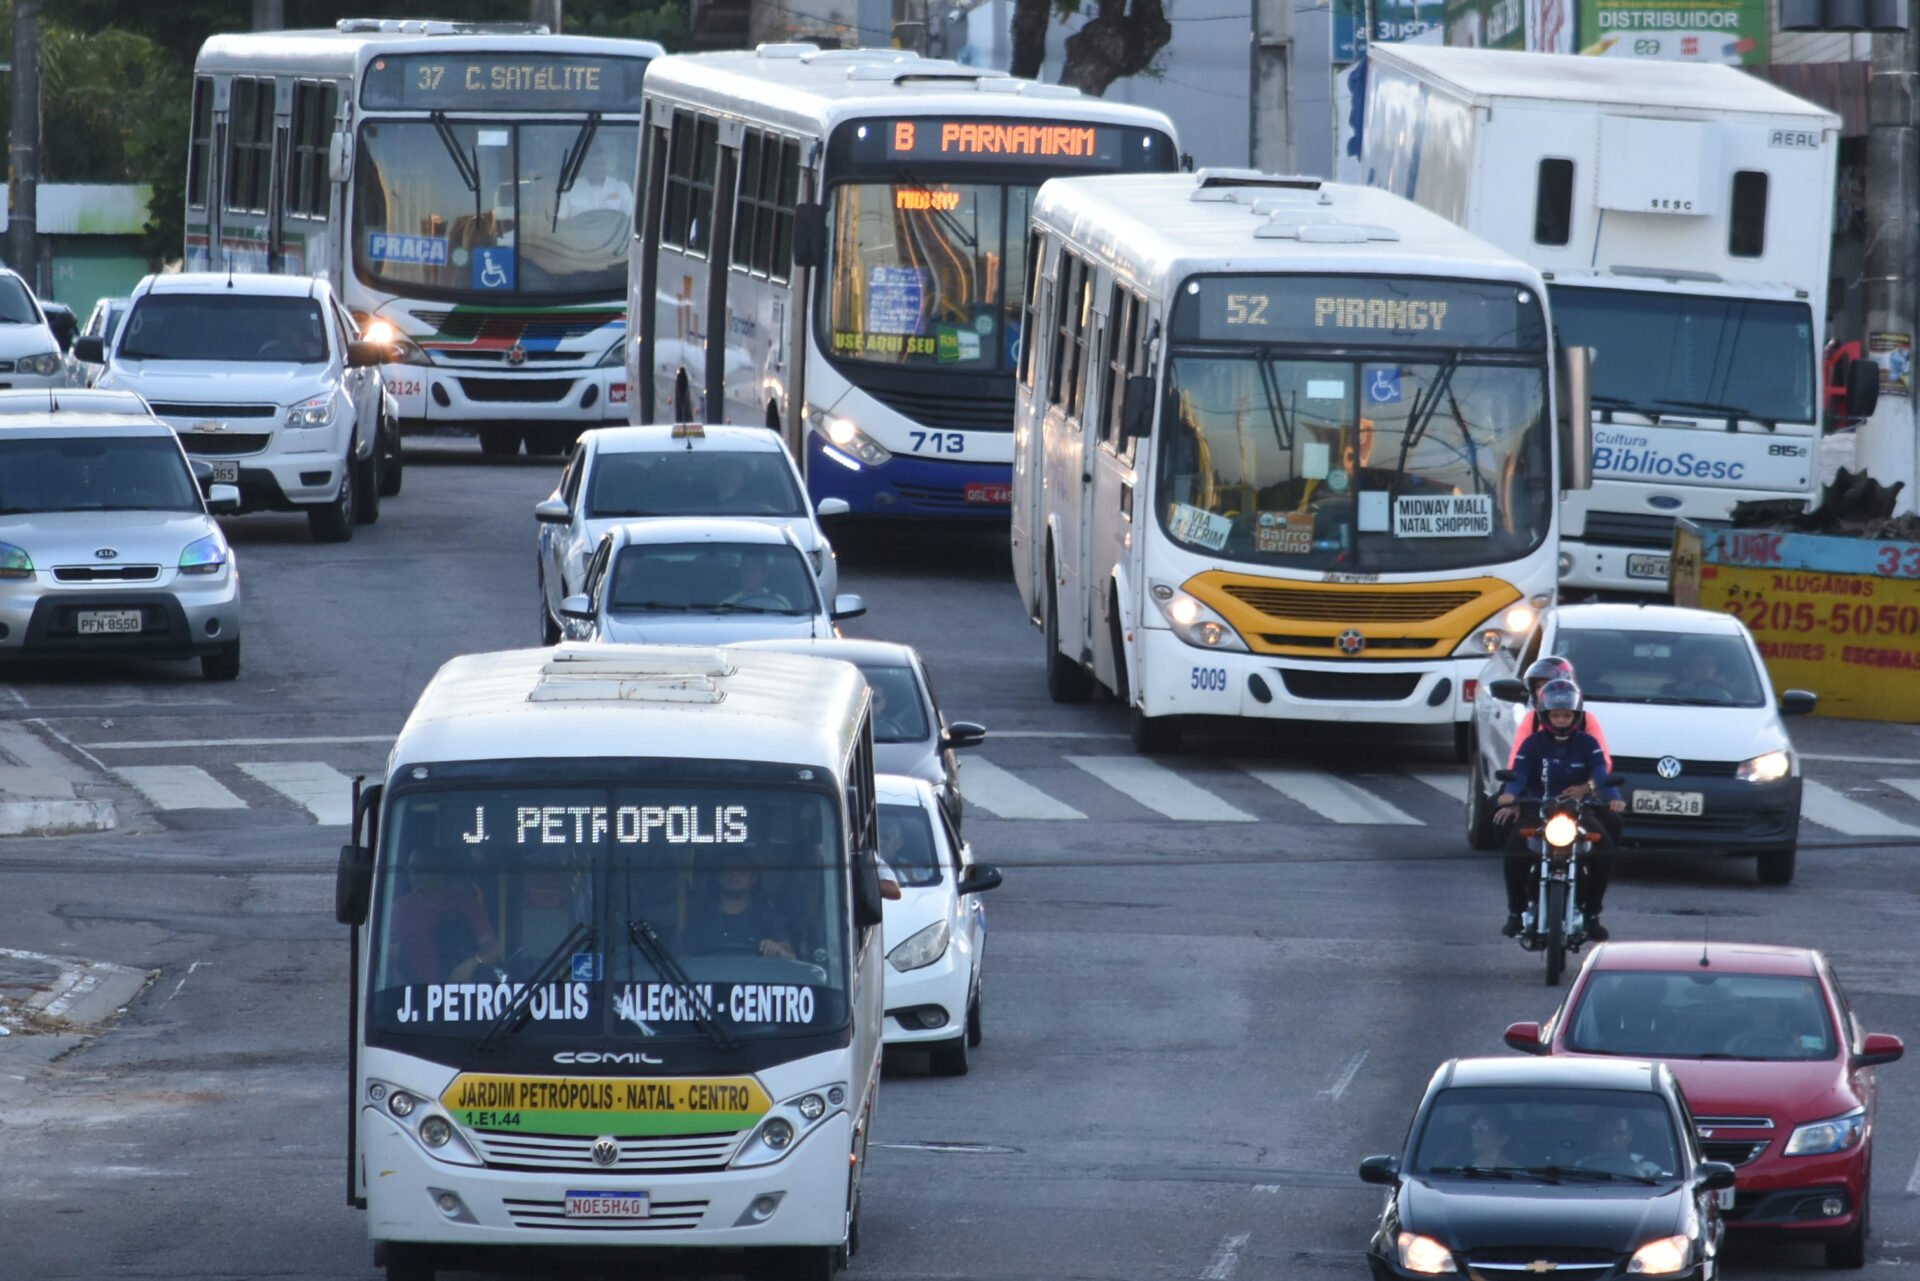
(477, 922, 593, 1053)
(552, 113, 603, 232)
(429, 111, 480, 194)
(1397, 351, 1463, 482)
(627, 918, 736, 1052)
(1651, 398, 1776, 431)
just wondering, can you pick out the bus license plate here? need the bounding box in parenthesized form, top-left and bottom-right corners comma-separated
(1633, 790, 1704, 817)
(77, 610, 143, 635)
(1626, 554, 1670, 581)
(564, 1191, 649, 1219)
(965, 482, 1012, 506)
(209, 460, 240, 484)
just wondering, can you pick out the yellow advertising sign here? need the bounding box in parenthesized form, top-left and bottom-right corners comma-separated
(439, 1074, 773, 1136)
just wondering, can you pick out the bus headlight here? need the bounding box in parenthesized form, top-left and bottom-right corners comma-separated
(808, 407, 891, 467)
(419, 1116, 453, 1148)
(598, 339, 628, 368)
(732, 1084, 847, 1169)
(1149, 581, 1248, 653)
(364, 1077, 483, 1166)
(1737, 750, 1792, 783)
(1454, 598, 1537, 656)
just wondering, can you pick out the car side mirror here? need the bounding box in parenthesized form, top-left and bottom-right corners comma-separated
(942, 721, 987, 750)
(346, 340, 390, 369)
(1846, 357, 1880, 419)
(206, 483, 241, 514)
(1358, 1155, 1400, 1186)
(957, 863, 1003, 895)
(72, 335, 104, 365)
(335, 842, 373, 925)
(533, 497, 572, 524)
(816, 497, 850, 518)
(1695, 1161, 1738, 1193)
(1122, 374, 1155, 438)
(1503, 1020, 1548, 1055)
(44, 308, 76, 352)
(1489, 677, 1529, 704)
(1778, 689, 1818, 716)
(1493, 768, 1515, 783)
(792, 202, 827, 269)
(1854, 1032, 1904, 1068)
(831, 594, 866, 622)
(559, 593, 593, 621)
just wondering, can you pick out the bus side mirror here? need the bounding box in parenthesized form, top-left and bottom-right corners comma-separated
(1557, 344, 1593, 492)
(329, 131, 353, 184)
(1846, 358, 1880, 419)
(72, 335, 105, 365)
(792, 202, 827, 270)
(336, 843, 373, 925)
(853, 848, 885, 929)
(1122, 375, 1155, 438)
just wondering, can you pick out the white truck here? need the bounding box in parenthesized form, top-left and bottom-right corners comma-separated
(1361, 45, 1878, 595)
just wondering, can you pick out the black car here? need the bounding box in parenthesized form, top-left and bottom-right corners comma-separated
(1360, 1057, 1736, 1279)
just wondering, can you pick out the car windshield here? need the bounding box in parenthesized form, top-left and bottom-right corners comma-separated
(0, 436, 201, 513)
(117, 295, 330, 363)
(1553, 627, 1766, 708)
(354, 118, 638, 299)
(587, 450, 804, 518)
(366, 783, 849, 1044)
(0, 276, 41, 325)
(1567, 971, 1838, 1061)
(861, 664, 930, 743)
(878, 801, 944, 887)
(610, 541, 819, 616)
(1413, 1087, 1681, 1182)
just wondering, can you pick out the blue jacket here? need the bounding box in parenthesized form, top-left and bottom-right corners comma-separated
(1502, 729, 1621, 806)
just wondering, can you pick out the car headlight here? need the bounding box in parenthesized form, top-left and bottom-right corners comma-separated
(1737, 749, 1792, 783)
(19, 351, 62, 377)
(1543, 813, 1580, 847)
(1148, 580, 1249, 653)
(808, 547, 826, 576)
(808, 406, 891, 467)
(1626, 1234, 1690, 1275)
(0, 541, 32, 580)
(286, 395, 334, 426)
(888, 919, 950, 971)
(178, 534, 229, 576)
(1784, 1108, 1865, 1156)
(1395, 1231, 1457, 1274)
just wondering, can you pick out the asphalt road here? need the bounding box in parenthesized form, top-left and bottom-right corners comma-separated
(2, 442, 1917, 1280)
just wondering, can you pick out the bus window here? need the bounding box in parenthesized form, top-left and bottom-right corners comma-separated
(187, 78, 213, 209)
(225, 77, 274, 215)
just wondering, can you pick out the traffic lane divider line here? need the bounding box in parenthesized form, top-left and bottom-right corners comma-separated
(959, 759, 1086, 821)
(1199, 1231, 1251, 1281)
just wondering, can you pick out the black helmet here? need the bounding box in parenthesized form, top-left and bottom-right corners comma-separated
(1523, 656, 1575, 700)
(1537, 678, 1583, 737)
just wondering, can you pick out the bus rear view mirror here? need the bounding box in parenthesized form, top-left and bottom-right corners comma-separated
(1557, 345, 1593, 492)
(1122, 375, 1155, 438)
(329, 131, 353, 185)
(336, 843, 373, 926)
(792, 202, 827, 270)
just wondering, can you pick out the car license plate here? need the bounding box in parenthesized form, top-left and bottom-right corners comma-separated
(77, 610, 143, 635)
(1633, 789, 1704, 817)
(564, 1191, 649, 1219)
(965, 482, 1012, 506)
(208, 460, 239, 484)
(1626, 553, 1670, 581)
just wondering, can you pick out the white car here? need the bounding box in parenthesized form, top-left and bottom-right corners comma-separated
(69, 295, 130, 387)
(877, 774, 1002, 1075)
(559, 517, 865, 645)
(0, 268, 72, 390)
(1466, 602, 1815, 884)
(83, 273, 398, 543)
(535, 422, 847, 644)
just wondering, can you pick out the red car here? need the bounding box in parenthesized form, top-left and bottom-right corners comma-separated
(1501, 942, 1903, 1269)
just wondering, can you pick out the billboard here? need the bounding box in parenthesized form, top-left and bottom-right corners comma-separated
(1577, 0, 1769, 64)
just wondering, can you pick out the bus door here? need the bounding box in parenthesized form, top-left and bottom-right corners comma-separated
(1042, 252, 1094, 657)
(209, 77, 229, 263)
(268, 78, 293, 273)
(1087, 284, 1148, 680)
(1073, 297, 1108, 658)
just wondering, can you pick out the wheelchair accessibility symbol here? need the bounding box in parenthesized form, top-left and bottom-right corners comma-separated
(1366, 366, 1402, 404)
(473, 246, 516, 291)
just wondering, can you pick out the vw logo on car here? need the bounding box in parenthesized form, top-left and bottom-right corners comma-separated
(590, 1136, 619, 1167)
(1656, 756, 1684, 779)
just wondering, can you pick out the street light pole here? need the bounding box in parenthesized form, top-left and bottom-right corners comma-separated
(1856, 21, 1920, 512)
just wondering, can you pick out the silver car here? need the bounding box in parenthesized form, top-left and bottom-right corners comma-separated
(0, 413, 242, 679)
(730, 637, 986, 829)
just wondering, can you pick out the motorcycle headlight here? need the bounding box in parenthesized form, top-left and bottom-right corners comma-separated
(0, 541, 33, 580)
(1149, 580, 1249, 653)
(19, 351, 62, 377)
(1737, 749, 1792, 783)
(286, 395, 334, 426)
(1394, 1231, 1458, 1274)
(178, 533, 229, 576)
(1543, 813, 1580, 848)
(808, 407, 891, 468)
(1626, 1234, 1690, 1275)
(887, 919, 950, 971)
(1784, 1108, 1865, 1157)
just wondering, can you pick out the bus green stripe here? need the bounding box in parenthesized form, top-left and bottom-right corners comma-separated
(459, 1108, 761, 1137)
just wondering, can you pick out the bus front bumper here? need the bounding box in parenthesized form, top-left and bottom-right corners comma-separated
(1138, 628, 1480, 725)
(387, 364, 629, 428)
(1558, 539, 1676, 595)
(806, 433, 1011, 519)
(362, 1109, 851, 1250)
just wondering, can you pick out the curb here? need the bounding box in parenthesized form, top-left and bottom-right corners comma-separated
(0, 797, 118, 838)
(0, 726, 122, 838)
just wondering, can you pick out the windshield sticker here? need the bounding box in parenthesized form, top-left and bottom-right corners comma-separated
(1255, 512, 1313, 555)
(1358, 491, 1390, 533)
(1301, 440, 1331, 479)
(457, 803, 750, 846)
(441, 1073, 773, 1137)
(476, 129, 510, 148)
(937, 327, 981, 362)
(1168, 502, 1232, 551)
(366, 233, 450, 266)
(473, 246, 515, 291)
(1365, 366, 1403, 404)
(390, 980, 592, 1025)
(1306, 379, 1345, 401)
(1325, 468, 1350, 494)
(616, 982, 820, 1031)
(1394, 494, 1493, 538)
(866, 266, 925, 335)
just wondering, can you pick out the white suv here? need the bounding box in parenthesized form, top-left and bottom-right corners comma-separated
(0, 267, 70, 390)
(82, 274, 395, 543)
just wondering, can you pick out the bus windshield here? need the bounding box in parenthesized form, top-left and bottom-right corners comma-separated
(354, 119, 638, 299)
(367, 784, 849, 1045)
(825, 182, 1031, 373)
(1155, 275, 1554, 574)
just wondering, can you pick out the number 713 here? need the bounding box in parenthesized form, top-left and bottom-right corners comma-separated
(909, 430, 964, 454)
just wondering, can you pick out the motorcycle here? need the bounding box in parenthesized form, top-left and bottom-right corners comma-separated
(1494, 767, 1620, 986)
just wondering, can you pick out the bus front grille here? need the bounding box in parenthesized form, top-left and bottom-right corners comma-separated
(503, 1196, 709, 1230)
(1224, 586, 1481, 623)
(859, 383, 1013, 432)
(470, 1129, 741, 1173)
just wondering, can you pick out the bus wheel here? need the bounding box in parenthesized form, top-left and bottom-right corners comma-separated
(382, 1243, 435, 1281)
(759, 1246, 839, 1280)
(1044, 569, 1093, 704)
(1130, 706, 1182, 755)
(523, 429, 567, 457)
(477, 427, 519, 457)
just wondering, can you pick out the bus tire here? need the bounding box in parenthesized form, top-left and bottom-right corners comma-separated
(1130, 705, 1182, 755)
(1044, 567, 1092, 704)
(929, 1031, 969, 1076)
(1453, 721, 1473, 763)
(760, 1245, 839, 1281)
(478, 427, 519, 457)
(383, 1242, 435, 1281)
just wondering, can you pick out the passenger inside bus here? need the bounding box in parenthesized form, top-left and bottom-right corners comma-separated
(390, 839, 503, 985)
(679, 846, 796, 960)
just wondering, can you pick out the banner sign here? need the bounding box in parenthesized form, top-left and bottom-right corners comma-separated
(1577, 0, 1769, 65)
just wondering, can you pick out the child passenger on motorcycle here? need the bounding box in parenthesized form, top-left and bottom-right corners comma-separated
(1494, 679, 1626, 943)
(1507, 656, 1612, 770)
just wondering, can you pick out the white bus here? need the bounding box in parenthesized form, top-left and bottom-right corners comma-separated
(189, 19, 663, 457)
(1013, 171, 1592, 754)
(630, 46, 1180, 519)
(334, 643, 888, 1281)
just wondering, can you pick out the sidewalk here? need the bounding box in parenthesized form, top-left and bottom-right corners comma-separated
(0, 723, 118, 837)
(0, 946, 154, 1063)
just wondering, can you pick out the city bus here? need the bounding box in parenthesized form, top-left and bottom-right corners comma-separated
(189, 19, 663, 457)
(1012, 171, 1592, 754)
(630, 46, 1181, 518)
(333, 643, 888, 1281)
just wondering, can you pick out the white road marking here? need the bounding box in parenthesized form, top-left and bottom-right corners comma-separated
(1804, 753, 1920, 766)
(1799, 780, 1920, 839)
(1200, 1231, 1251, 1281)
(0, 685, 25, 707)
(114, 765, 245, 811)
(85, 734, 395, 750)
(164, 960, 206, 1008)
(24, 718, 108, 771)
(1237, 764, 1421, 825)
(1065, 756, 1255, 822)
(1318, 1050, 1369, 1101)
(1905, 1147, 1920, 1196)
(1409, 768, 1469, 803)
(1882, 779, 1920, 806)
(238, 761, 356, 826)
(961, 760, 1086, 821)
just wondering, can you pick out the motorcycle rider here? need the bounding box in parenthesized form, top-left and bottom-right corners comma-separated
(1508, 656, 1613, 769)
(1495, 679, 1625, 942)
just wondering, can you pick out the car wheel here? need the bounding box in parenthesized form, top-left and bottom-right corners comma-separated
(308, 453, 355, 543)
(1044, 567, 1093, 704)
(929, 1031, 970, 1076)
(538, 569, 561, 646)
(477, 426, 519, 457)
(1130, 704, 1182, 755)
(353, 445, 381, 524)
(966, 987, 982, 1048)
(1756, 846, 1797, 886)
(1466, 751, 1501, 851)
(378, 416, 404, 496)
(1825, 1194, 1868, 1269)
(200, 640, 241, 681)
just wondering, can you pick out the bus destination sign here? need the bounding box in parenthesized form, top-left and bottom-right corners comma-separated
(836, 116, 1175, 173)
(361, 53, 648, 112)
(1173, 275, 1546, 350)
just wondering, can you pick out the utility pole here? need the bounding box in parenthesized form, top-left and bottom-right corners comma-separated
(251, 0, 285, 30)
(530, 0, 564, 31)
(8, 0, 38, 290)
(1250, 0, 1293, 172)
(1855, 21, 1919, 512)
